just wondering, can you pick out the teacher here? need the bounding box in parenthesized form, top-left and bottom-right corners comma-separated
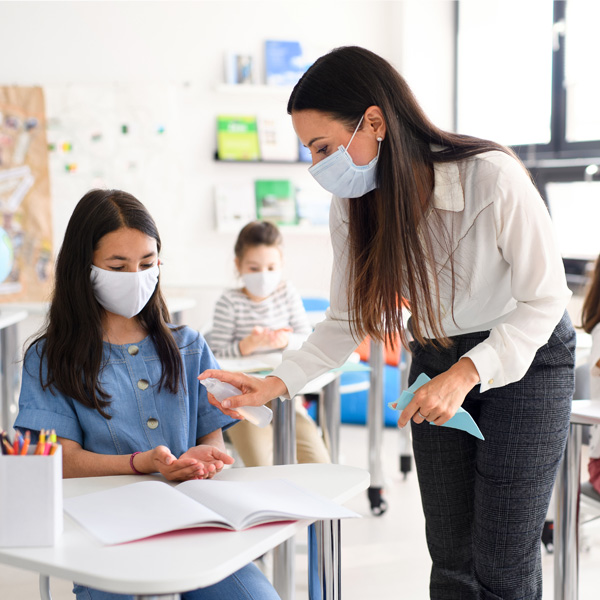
(201, 46, 574, 600)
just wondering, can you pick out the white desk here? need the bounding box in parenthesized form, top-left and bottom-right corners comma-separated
(0, 463, 369, 599)
(554, 399, 600, 600)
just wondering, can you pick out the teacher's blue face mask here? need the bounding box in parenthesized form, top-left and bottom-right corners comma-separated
(308, 115, 381, 198)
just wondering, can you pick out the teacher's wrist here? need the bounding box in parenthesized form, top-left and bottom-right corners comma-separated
(455, 357, 481, 388)
(265, 375, 289, 399)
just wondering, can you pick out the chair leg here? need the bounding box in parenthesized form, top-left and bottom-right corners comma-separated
(39, 574, 52, 600)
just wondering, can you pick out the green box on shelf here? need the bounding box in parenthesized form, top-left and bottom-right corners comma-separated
(255, 180, 298, 226)
(217, 115, 260, 161)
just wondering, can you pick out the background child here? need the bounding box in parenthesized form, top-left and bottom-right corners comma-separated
(15, 189, 280, 600)
(580, 254, 600, 494)
(207, 220, 330, 466)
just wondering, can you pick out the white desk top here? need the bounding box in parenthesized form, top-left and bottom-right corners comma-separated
(0, 463, 369, 596)
(571, 399, 600, 426)
(217, 352, 362, 397)
(0, 309, 28, 330)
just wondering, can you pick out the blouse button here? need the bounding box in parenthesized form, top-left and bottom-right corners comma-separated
(146, 418, 159, 430)
(488, 378, 494, 385)
(128, 345, 139, 356)
(137, 379, 149, 390)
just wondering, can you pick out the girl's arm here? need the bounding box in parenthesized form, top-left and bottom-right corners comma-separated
(59, 437, 212, 481)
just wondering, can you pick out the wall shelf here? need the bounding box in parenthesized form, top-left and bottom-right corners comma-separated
(214, 84, 293, 97)
(213, 152, 308, 165)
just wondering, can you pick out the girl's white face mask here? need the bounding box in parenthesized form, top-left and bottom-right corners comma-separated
(242, 270, 282, 299)
(90, 264, 159, 318)
(308, 114, 381, 198)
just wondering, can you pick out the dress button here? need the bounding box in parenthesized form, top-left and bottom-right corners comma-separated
(147, 418, 159, 430)
(128, 345, 139, 356)
(488, 378, 494, 385)
(137, 379, 149, 390)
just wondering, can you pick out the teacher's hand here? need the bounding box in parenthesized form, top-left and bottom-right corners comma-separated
(198, 370, 288, 419)
(397, 358, 480, 428)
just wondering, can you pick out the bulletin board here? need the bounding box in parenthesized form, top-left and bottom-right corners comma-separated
(0, 86, 53, 302)
(43, 83, 180, 239)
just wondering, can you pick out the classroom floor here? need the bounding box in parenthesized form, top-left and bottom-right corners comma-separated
(1, 424, 599, 600)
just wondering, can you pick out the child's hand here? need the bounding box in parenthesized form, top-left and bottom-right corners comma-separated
(140, 445, 209, 481)
(179, 445, 235, 479)
(239, 326, 275, 355)
(269, 327, 292, 349)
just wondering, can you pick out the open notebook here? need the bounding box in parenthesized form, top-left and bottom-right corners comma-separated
(64, 478, 359, 545)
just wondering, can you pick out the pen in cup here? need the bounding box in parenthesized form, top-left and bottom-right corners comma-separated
(20, 430, 30, 455)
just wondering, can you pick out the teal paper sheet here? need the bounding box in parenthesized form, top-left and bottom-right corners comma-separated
(388, 373, 485, 440)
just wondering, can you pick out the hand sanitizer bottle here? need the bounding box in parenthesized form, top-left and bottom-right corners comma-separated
(200, 378, 273, 428)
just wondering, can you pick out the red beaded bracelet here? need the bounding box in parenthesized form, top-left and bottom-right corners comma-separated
(129, 451, 144, 475)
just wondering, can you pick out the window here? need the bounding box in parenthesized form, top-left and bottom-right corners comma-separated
(457, 0, 600, 163)
(456, 0, 554, 147)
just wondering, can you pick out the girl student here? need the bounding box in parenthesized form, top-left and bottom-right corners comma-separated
(201, 46, 575, 599)
(15, 189, 280, 600)
(207, 220, 330, 466)
(580, 254, 600, 495)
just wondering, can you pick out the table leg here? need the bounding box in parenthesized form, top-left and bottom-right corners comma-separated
(554, 422, 582, 600)
(367, 341, 386, 515)
(308, 519, 341, 600)
(39, 574, 52, 600)
(322, 377, 341, 464)
(0, 324, 19, 432)
(272, 397, 297, 600)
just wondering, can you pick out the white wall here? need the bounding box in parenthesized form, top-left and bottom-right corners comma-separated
(0, 0, 455, 330)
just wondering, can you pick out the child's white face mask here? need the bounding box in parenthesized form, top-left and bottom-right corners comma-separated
(242, 270, 281, 299)
(90, 264, 159, 318)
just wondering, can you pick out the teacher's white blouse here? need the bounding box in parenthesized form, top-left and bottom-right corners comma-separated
(272, 150, 571, 396)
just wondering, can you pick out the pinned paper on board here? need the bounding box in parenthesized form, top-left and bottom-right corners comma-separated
(0, 86, 53, 300)
(389, 373, 485, 440)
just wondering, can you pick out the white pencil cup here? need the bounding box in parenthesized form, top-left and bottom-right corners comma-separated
(0, 445, 63, 547)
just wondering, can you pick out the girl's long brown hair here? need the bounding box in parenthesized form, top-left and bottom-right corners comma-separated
(26, 189, 183, 418)
(581, 255, 600, 334)
(288, 46, 517, 348)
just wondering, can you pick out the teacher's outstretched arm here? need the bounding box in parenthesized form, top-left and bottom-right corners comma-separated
(199, 370, 288, 418)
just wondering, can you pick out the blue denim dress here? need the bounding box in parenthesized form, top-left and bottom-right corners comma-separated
(16, 326, 234, 453)
(15, 326, 280, 600)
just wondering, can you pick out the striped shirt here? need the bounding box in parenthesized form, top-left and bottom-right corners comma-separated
(207, 281, 312, 358)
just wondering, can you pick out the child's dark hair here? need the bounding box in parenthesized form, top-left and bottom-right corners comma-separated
(582, 254, 600, 334)
(27, 188, 183, 419)
(234, 221, 283, 260)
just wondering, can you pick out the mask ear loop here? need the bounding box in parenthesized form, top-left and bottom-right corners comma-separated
(345, 115, 365, 150)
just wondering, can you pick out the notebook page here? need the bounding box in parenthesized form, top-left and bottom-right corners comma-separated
(64, 480, 229, 544)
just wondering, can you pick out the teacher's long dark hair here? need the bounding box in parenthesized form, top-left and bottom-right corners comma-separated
(28, 189, 183, 418)
(288, 46, 517, 348)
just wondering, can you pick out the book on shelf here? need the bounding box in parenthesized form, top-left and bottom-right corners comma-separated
(257, 113, 299, 162)
(63, 478, 359, 545)
(265, 40, 316, 87)
(224, 52, 255, 85)
(255, 179, 298, 226)
(216, 115, 260, 161)
(214, 183, 257, 232)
